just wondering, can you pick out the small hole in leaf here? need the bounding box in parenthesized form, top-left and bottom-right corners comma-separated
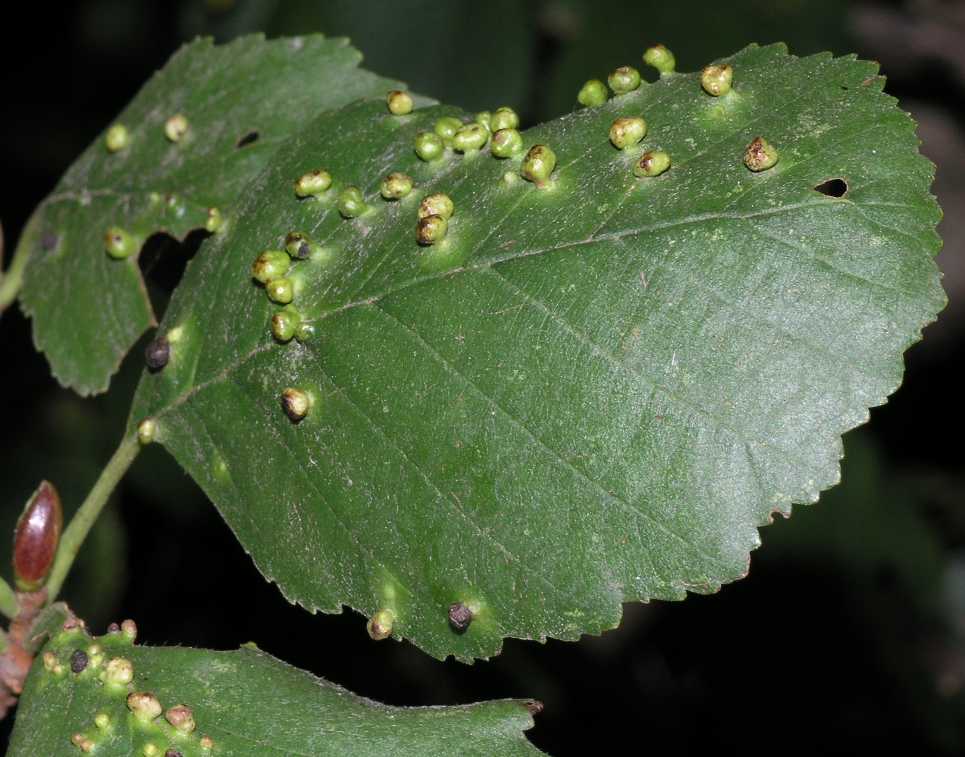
(138, 229, 206, 319)
(814, 178, 848, 198)
(236, 131, 259, 148)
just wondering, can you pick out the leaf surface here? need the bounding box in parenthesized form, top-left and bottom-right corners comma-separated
(129, 44, 944, 660)
(9, 624, 541, 755)
(17, 34, 406, 394)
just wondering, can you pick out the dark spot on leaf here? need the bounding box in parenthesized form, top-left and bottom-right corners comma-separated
(69, 649, 88, 674)
(236, 130, 259, 148)
(145, 337, 170, 371)
(41, 232, 59, 251)
(165, 751, 183, 757)
(448, 602, 473, 632)
(814, 178, 848, 198)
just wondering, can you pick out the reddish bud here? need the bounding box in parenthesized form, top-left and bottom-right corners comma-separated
(13, 481, 62, 591)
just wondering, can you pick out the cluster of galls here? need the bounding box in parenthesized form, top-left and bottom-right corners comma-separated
(250, 231, 321, 345)
(51, 621, 215, 755)
(591, 50, 778, 178)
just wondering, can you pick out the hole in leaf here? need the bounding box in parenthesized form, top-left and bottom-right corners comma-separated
(138, 229, 207, 319)
(236, 131, 259, 148)
(814, 178, 848, 198)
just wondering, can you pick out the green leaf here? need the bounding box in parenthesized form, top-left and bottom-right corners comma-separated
(9, 624, 542, 755)
(17, 33, 408, 395)
(128, 43, 943, 661)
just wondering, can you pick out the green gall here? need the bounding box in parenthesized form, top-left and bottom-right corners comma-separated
(142, 746, 160, 757)
(104, 226, 137, 259)
(200, 736, 215, 750)
(42, 652, 58, 672)
(609, 117, 647, 149)
(475, 111, 492, 130)
(338, 186, 368, 218)
(294, 169, 332, 198)
(266, 278, 294, 305)
(491, 107, 519, 131)
(105, 123, 130, 152)
(71, 734, 95, 753)
(416, 214, 448, 245)
(418, 193, 454, 220)
(137, 418, 157, 446)
(414, 131, 445, 161)
(491, 128, 523, 158)
(94, 713, 110, 730)
(386, 89, 413, 115)
(271, 309, 300, 343)
(13, 480, 62, 592)
(104, 657, 134, 686)
(285, 231, 312, 260)
(296, 321, 316, 342)
(521, 144, 557, 187)
(282, 388, 312, 423)
(121, 618, 138, 642)
(381, 172, 414, 200)
(643, 44, 676, 75)
(204, 207, 224, 233)
(701, 64, 733, 96)
(633, 150, 671, 177)
(164, 114, 189, 143)
(165, 704, 196, 734)
(251, 250, 290, 284)
(577, 79, 608, 107)
(127, 691, 163, 721)
(453, 123, 489, 152)
(607, 66, 641, 95)
(433, 116, 463, 141)
(744, 136, 779, 172)
(367, 609, 395, 641)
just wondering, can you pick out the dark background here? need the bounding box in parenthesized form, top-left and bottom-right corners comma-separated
(2, 1, 964, 754)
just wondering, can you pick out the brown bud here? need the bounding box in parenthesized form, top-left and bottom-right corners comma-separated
(13, 481, 62, 591)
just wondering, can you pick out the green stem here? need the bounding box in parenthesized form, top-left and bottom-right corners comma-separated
(0, 577, 18, 620)
(0, 227, 30, 313)
(45, 433, 140, 603)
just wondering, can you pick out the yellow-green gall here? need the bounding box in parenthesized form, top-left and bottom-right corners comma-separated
(744, 137, 779, 172)
(294, 169, 332, 198)
(200, 736, 215, 750)
(609, 117, 647, 149)
(338, 186, 367, 218)
(284, 231, 312, 260)
(282, 388, 312, 423)
(121, 618, 138, 642)
(381, 172, 414, 200)
(104, 227, 137, 259)
(475, 111, 492, 130)
(386, 89, 413, 115)
(701, 64, 733, 96)
(105, 123, 130, 152)
(127, 692, 162, 721)
(251, 250, 289, 284)
(271, 308, 300, 343)
(414, 131, 445, 161)
(204, 207, 224, 233)
(104, 657, 134, 686)
(633, 150, 671, 177)
(165, 704, 196, 733)
(521, 144, 557, 187)
(453, 123, 489, 152)
(491, 107, 519, 131)
(434, 116, 463, 141)
(643, 44, 676, 75)
(137, 418, 157, 446)
(94, 712, 110, 729)
(418, 193, 454, 220)
(142, 746, 159, 757)
(416, 214, 448, 245)
(577, 79, 608, 108)
(164, 114, 189, 143)
(608, 66, 641, 95)
(367, 609, 395, 640)
(491, 128, 523, 158)
(266, 278, 294, 305)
